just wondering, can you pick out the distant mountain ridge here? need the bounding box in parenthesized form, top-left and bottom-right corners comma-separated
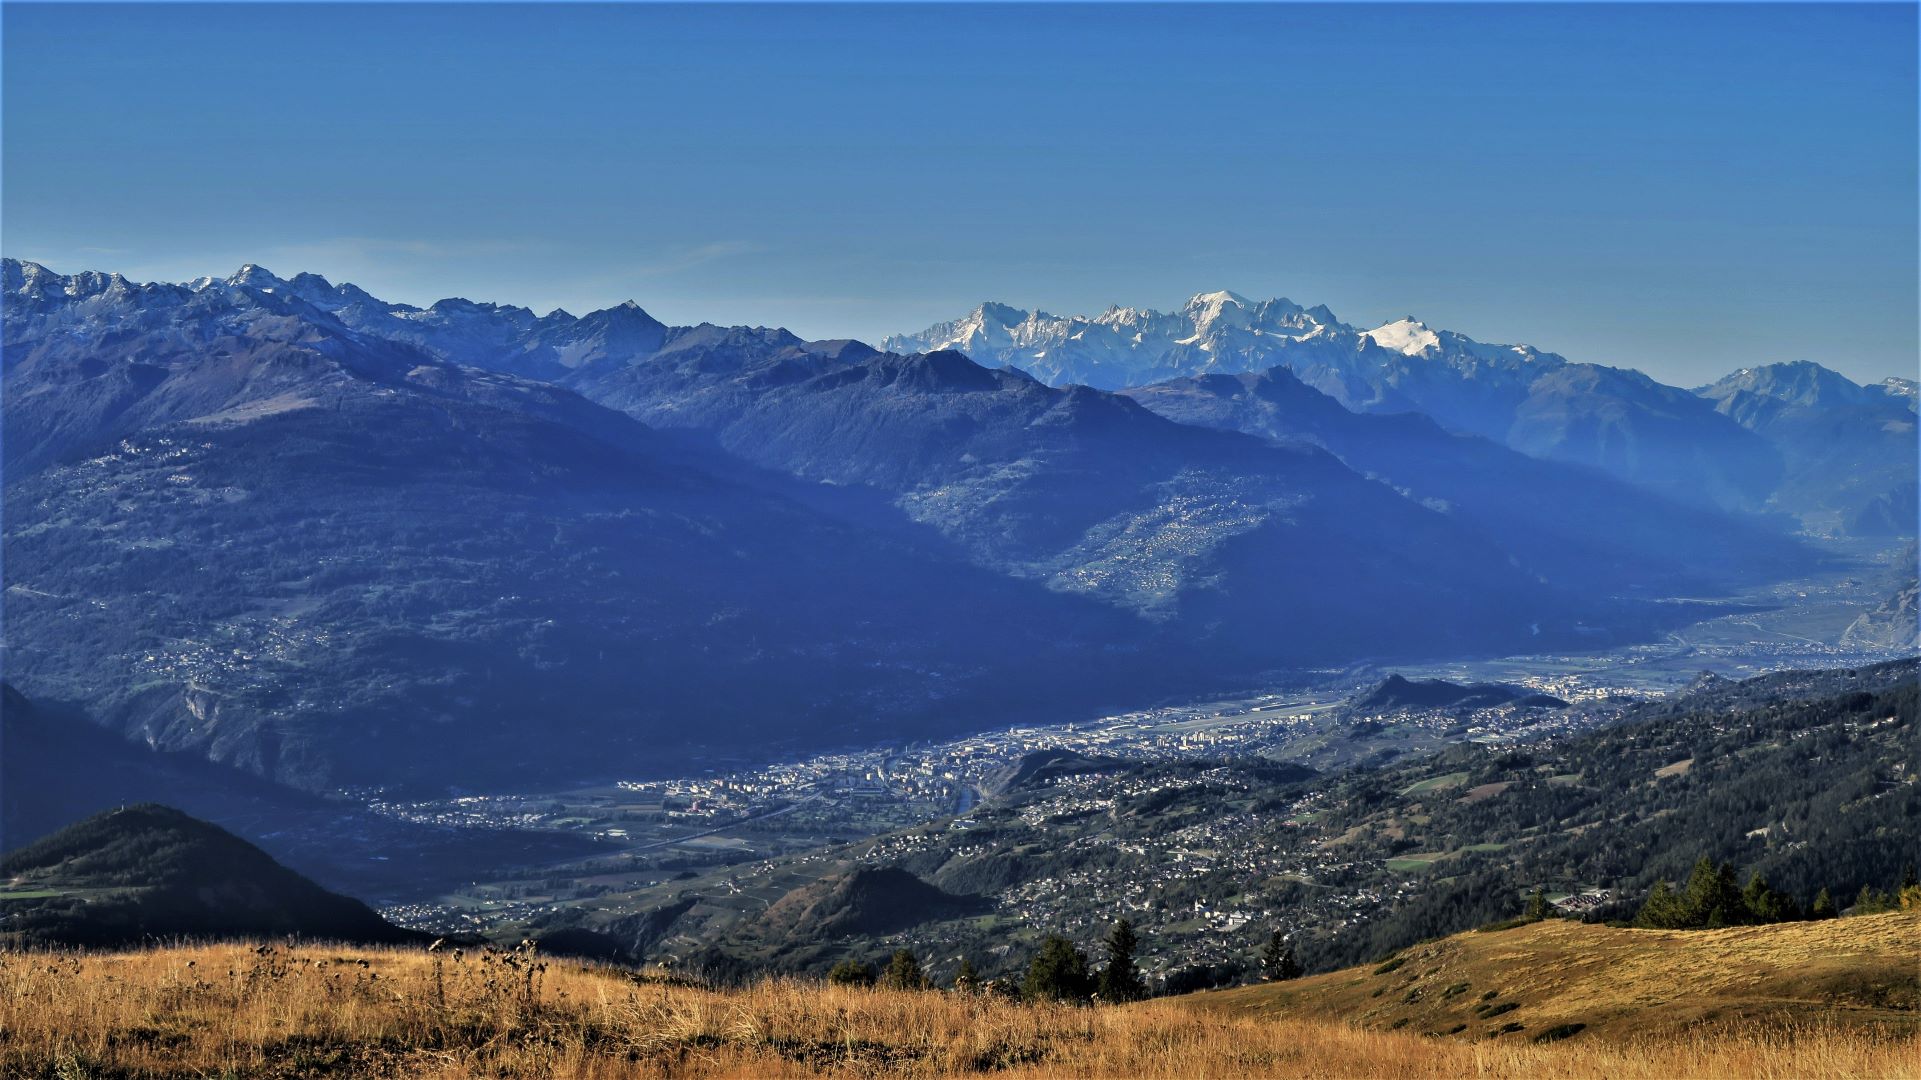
(890, 293, 1914, 527)
(1120, 365, 1809, 593)
(2, 258, 1178, 791)
(0, 258, 1883, 793)
(2, 259, 1608, 671)
(1696, 361, 1919, 533)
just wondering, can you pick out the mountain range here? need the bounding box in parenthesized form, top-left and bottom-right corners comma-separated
(2, 261, 1170, 791)
(888, 294, 1915, 527)
(1, 259, 1902, 795)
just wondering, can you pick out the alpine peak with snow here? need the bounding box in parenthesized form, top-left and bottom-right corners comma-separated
(886, 292, 1916, 520)
(883, 291, 1564, 396)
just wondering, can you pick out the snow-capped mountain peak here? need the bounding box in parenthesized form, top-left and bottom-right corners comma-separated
(1181, 290, 1256, 334)
(1184, 289, 1253, 311)
(225, 264, 285, 291)
(976, 301, 1027, 325)
(1361, 316, 1441, 356)
(888, 291, 1575, 411)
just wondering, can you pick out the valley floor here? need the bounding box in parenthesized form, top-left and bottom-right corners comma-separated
(6, 913, 1915, 1078)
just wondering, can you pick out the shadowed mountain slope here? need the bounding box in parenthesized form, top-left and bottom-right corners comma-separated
(0, 805, 419, 948)
(1353, 675, 1566, 713)
(1, 261, 1155, 792)
(1698, 361, 1919, 535)
(1122, 366, 1811, 594)
(756, 867, 988, 941)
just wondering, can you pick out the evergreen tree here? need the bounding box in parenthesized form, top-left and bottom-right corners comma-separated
(1684, 858, 1745, 926)
(1524, 887, 1552, 921)
(1740, 872, 1782, 923)
(1854, 884, 1896, 915)
(827, 959, 876, 986)
(1022, 935, 1093, 1003)
(881, 948, 927, 991)
(1635, 880, 1690, 929)
(1260, 929, 1289, 980)
(1810, 887, 1836, 919)
(953, 957, 979, 994)
(1096, 919, 1145, 1002)
(1259, 929, 1303, 981)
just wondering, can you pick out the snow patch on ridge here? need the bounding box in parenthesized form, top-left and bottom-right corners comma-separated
(1362, 317, 1441, 356)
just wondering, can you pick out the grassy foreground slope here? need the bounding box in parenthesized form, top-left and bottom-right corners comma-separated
(1192, 910, 1920, 1046)
(6, 915, 1917, 1078)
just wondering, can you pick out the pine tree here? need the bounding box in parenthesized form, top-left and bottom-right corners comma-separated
(1683, 858, 1744, 927)
(1096, 919, 1145, 1002)
(1260, 929, 1288, 980)
(881, 948, 927, 990)
(1524, 887, 1552, 921)
(1635, 880, 1690, 929)
(827, 958, 876, 986)
(953, 957, 979, 993)
(1854, 884, 1896, 915)
(1022, 935, 1093, 1003)
(1810, 887, 1836, 919)
(1260, 928, 1299, 980)
(1741, 871, 1793, 923)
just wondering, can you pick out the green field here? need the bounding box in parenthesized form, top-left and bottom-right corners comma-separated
(1399, 771, 1471, 797)
(1386, 841, 1508, 873)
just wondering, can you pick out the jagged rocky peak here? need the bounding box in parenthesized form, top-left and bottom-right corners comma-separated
(977, 299, 1027, 323)
(1877, 376, 1918, 402)
(591, 298, 667, 327)
(3, 258, 124, 300)
(225, 263, 286, 290)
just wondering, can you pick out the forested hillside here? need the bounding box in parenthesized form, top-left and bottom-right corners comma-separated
(655, 662, 1916, 984)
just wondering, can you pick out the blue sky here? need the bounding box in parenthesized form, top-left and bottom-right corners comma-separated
(5, 2, 1915, 385)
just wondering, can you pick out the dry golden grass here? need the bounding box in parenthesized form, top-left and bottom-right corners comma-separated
(5, 931, 1918, 1079)
(1193, 908, 1921, 1051)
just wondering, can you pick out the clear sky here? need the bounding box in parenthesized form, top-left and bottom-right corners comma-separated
(4, 2, 1915, 385)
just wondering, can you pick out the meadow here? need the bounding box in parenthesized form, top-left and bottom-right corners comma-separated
(6, 917, 1917, 1079)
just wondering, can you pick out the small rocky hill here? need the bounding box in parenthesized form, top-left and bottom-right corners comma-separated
(0, 805, 420, 948)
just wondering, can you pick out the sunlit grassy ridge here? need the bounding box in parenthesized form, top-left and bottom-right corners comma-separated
(5, 914, 1917, 1078)
(1194, 909, 1921, 1045)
